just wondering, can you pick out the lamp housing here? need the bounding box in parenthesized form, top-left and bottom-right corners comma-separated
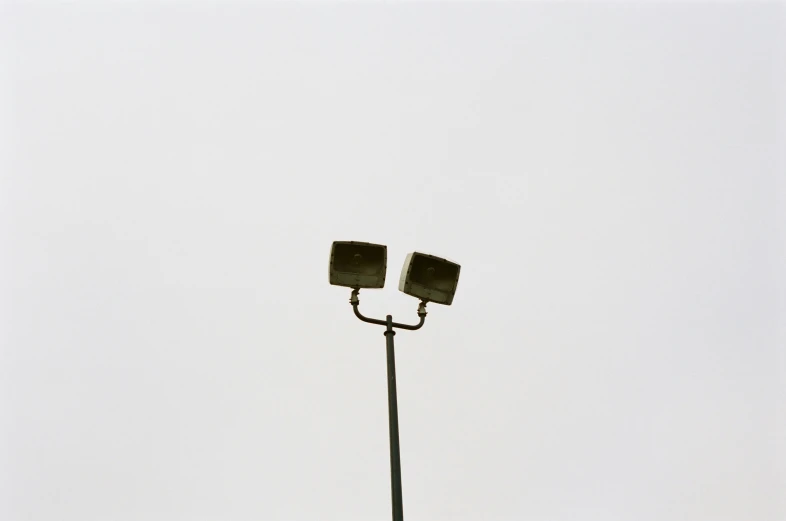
(398, 252, 460, 305)
(329, 241, 387, 289)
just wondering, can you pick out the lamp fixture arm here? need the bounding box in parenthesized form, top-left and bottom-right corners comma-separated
(350, 289, 427, 331)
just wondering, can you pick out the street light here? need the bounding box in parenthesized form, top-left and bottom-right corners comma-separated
(329, 240, 461, 521)
(329, 241, 388, 289)
(399, 252, 461, 305)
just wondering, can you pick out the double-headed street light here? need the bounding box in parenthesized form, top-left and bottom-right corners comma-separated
(329, 241, 461, 521)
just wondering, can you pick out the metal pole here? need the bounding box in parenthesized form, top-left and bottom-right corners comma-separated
(384, 314, 404, 521)
(351, 290, 425, 521)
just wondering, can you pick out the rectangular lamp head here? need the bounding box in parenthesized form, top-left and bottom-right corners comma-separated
(329, 241, 387, 289)
(398, 252, 460, 305)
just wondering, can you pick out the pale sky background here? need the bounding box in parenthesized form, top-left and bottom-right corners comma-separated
(1, 1, 784, 521)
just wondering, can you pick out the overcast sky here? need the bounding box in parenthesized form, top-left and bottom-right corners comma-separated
(1, 2, 784, 521)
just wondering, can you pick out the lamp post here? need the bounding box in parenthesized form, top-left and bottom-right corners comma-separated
(329, 241, 461, 521)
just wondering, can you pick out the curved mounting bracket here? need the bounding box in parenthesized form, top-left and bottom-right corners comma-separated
(350, 289, 427, 331)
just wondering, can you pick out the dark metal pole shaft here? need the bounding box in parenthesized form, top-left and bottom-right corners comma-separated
(384, 315, 404, 521)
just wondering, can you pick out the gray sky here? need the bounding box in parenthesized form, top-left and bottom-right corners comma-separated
(1, 2, 784, 521)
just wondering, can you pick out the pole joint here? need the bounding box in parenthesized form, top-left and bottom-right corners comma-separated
(350, 289, 427, 331)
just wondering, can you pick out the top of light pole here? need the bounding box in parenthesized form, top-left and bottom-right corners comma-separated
(329, 240, 461, 306)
